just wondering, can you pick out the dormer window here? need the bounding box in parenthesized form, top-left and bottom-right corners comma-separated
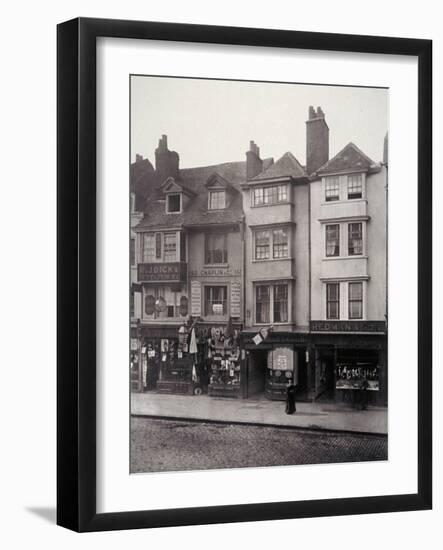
(166, 193, 181, 213)
(209, 190, 226, 210)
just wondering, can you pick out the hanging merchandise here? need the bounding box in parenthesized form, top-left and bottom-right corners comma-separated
(189, 327, 198, 354)
(192, 364, 198, 382)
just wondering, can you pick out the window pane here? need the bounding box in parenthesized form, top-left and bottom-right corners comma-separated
(164, 232, 177, 262)
(209, 191, 225, 210)
(326, 224, 340, 257)
(273, 284, 288, 323)
(256, 285, 270, 323)
(326, 283, 340, 319)
(205, 233, 227, 264)
(142, 233, 155, 262)
(277, 185, 288, 202)
(348, 174, 362, 199)
(348, 223, 363, 255)
(167, 194, 181, 212)
(205, 286, 227, 315)
(349, 282, 363, 319)
(273, 228, 289, 258)
(255, 230, 270, 259)
(325, 177, 339, 201)
(253, 187, 264, 205)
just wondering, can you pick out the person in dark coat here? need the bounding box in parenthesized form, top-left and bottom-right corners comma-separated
(285, 382, 296, 414)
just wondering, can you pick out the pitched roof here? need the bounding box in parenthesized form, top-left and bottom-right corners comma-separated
(317, 142, 376, 175)
(134, 160, 248, 230)
(252, 152, 307, 181)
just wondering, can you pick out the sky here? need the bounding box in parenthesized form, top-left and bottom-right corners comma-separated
(131, 75, 388, 168)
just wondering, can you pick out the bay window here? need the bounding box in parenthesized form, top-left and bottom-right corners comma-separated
(254, 227, 290, 260)
(253, 184, 288, 206)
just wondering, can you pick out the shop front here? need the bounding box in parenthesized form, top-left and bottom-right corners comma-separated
(242, 332, 310, 401)
(310, 321, 387, 406)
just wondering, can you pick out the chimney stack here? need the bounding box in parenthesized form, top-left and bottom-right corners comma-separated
(306, 106, 329, 175)
(155, 134, 179, 179)
(246, 140, 263, 180)
(135, 154, 143, 163)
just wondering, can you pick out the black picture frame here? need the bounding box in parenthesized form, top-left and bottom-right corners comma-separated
(57, 17, 432, 532)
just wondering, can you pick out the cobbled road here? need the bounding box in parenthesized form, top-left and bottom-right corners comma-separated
(131, 417, 387, 473)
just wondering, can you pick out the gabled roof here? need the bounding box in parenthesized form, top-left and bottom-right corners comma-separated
(205, 172, 235, 190)
(161, 176, 195, 196)
(317, 142, 376, 175)
(251, 151, 307, 181)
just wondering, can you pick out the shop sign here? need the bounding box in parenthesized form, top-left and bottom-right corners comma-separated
(190, 268, 241, 277)
(191, 280, 202, 316)
(138, 262, 187, 283)
(230, 281, 241, 317)
(130, 338, 138, 351)
(310, 320, 386, 333)
(272, 346, 294, 371)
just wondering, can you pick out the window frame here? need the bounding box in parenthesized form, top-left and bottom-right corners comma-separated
(205, 232, 228, 265)
(163, 232, 177, 262)
(253, 226, 290, 260)
(166, 193, 182, 213)
(204, 285, 228, 317)
(208, 190, 226, 210)
(252, 184, 289, 206)
(348, 222, 363, 256)
(347, 174, 363, 200)
(348, 281, 363, 319)
(325, 176, 340, 202)
(325, 224, 340, 257)
(326, 282, 340, 320)
(254, 282, 290, 325)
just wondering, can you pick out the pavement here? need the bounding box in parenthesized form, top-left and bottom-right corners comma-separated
(131, 391, 388, 435)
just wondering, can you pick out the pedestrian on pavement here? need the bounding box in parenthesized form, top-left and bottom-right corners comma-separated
(359, 375, 370, 410)
(285, 381, 296, 414)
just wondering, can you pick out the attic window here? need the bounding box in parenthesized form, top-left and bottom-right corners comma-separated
(166, 193, 181, 213)
(209, 190, 225, 210)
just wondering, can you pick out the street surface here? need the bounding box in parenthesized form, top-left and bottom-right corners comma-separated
(131, 417, 387, 473)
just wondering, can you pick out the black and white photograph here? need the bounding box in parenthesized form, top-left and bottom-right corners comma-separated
(129, 76, 389, 473)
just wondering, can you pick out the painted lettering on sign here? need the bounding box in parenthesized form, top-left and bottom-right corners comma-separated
(310, 320, 386, 333)
(138, 262, 186, 282)
(190, 268, 241, 277)
(191, 280, 202, 316)
(230, 281, 241, 317)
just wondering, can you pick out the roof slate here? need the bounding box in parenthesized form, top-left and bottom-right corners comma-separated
(133, 160, 248, 230)
(317, 142, 376, 175)
(252, 151, 307, 181)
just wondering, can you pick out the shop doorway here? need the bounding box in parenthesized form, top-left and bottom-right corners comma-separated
(294, 348, 309, 401)
(246, 350, 268, 397)
(315, 348, 336, 402)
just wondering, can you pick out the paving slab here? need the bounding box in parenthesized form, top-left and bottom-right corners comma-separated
(131, 392, 387, 435)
